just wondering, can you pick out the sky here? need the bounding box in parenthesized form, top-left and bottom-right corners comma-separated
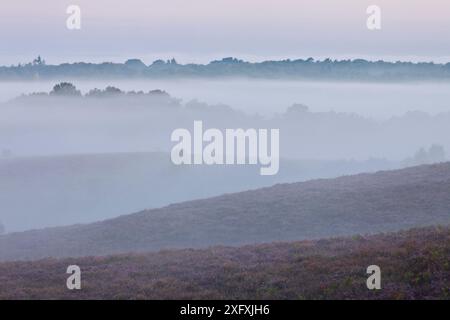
(1, 0, 450, 65)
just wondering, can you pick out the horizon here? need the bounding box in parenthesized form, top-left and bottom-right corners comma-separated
(1, 0, 450, 66)
(4, 55, 450, 67)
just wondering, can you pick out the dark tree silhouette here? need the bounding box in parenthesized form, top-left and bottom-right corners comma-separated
(50, 82, 81, 96)
(32, 56, 45, 66)
(125, 59, 146, 69)
(104, 86, 122, 94)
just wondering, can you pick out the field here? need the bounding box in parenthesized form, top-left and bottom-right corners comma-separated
(0, 226, 448, 299)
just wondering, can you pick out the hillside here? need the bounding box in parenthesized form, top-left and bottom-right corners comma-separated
(0, 152, 395, 232)
(0, 226, 448, 299)
(1, 162, 450, 261)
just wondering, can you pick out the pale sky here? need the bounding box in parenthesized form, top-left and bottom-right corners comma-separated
(1, 0, 449, 65)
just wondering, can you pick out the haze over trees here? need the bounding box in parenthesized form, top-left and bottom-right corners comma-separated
(403, 145, 447, 167)
(1, 82, 449, 234)
(4, 83, 450, 161)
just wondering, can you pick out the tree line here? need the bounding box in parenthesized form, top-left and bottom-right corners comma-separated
(2, 57, 450, 81)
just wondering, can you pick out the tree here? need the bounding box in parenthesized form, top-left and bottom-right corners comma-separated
(125, 59, 146, 69)
(151, 59, 166, 67)
(413, 147, 428, 165)
(104, 86, 122, 95)
(406, 145, 447, 167)
(286, 103, 310, 115)
(32, 55, 46, 66)
(428, 144, 446, 163)
(50, 82, 81, 96)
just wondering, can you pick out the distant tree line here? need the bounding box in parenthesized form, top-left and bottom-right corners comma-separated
(403, 145, 447, 167)
(2, 57, 450, 81)
(20, 82, 170, 99)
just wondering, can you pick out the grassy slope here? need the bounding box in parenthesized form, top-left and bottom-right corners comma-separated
(1, 162, 450, 261)
(0, 226, 448, 300)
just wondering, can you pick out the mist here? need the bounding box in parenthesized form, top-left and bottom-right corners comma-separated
(2, 79, 450, 118)
(1, 79, 449, 232)
(1, 80, 450, 159)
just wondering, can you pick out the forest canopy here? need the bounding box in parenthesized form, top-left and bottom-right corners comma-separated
(2, 57, 450, 81)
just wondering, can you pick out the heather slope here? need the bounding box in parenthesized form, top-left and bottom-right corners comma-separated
(1, 162, 450, 261)
(0, 226, 448, 299)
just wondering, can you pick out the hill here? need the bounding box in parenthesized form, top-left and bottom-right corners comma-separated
(1, 162, 450, 261)
(0, 226, 448, 299)
(0, 152, 395, 232)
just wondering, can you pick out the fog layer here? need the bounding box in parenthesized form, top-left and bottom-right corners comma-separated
(1, 80, 450, 118)
(0, 81, 449, 232)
